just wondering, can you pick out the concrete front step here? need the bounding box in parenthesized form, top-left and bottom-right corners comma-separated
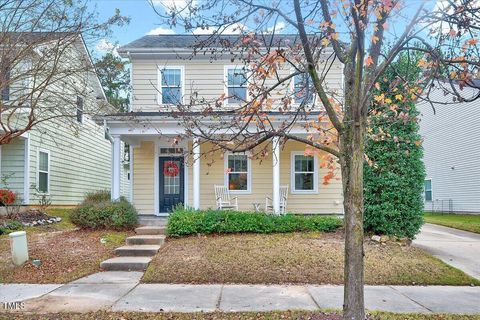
(135, 226, 166, 235)
(115, 245, 161, 257)
(138, 215, 168, 227)
(100, 256, 152, 271)
(126, 235, 166, 246)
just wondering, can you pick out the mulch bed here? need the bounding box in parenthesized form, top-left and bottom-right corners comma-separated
(14, 209, 53, 223)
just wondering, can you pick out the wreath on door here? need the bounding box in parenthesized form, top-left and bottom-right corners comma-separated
(164, 161, 180, 177)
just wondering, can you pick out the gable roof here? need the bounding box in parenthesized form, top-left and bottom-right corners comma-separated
(1, 32, 106, 100)
(118, 34, 308, 55)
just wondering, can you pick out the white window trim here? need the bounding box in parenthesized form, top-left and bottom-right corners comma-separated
(36, 149, 50, 195)
(224, 151, 252, 194)
(224, 65, 250, 106)
(290, 151, 318, 194)
(157, 65, 185, 106)
(290, 70, 317, 106)
(424, 178, 433, 202)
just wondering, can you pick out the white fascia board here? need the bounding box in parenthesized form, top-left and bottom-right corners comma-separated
(106, 120, 313, 136)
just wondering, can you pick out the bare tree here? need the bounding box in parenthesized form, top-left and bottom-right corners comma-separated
(148, 0, 479, 318)
(0, 0, 129, 144)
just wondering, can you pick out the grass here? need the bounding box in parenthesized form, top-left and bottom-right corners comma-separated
(143, 232, 480, 286)
(1, 312, 479, 320)
(424, 213, 480, 234)
(0, 228, 131, 283)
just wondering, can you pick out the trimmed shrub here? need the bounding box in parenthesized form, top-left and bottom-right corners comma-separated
(364, 54, 425, 239)
(71, 199, 138, 230)
(83, 190, 111, 204)
(167, 208, 342, 237)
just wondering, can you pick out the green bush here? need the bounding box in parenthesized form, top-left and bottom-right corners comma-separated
(71, 199, 138, 230)
(0, 220, 23, 235)
(167, 208, 342, 237)
(83, 190, 111, 204)
(364, 54, 425, 239)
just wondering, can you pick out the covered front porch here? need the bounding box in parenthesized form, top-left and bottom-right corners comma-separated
(106, 115, 344, 216)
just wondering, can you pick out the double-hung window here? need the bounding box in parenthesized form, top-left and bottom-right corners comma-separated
(159, 67, 183, 105)
(291, 152, 317, 193)
(293, 73, 314, 105)
(1, 61, 10, 101)
(225, 66, 247, 104)
(38, 150, 50, 193)
(424, 179, 432, 201)
(76, 96, 84, 123)
(225, 153, 250, 192)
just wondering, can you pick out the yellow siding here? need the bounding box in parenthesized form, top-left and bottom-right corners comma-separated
(133, 141, 155, 214)
(131, 58, 343, 112)
(133, 140, 343, 215)
(196, 141, 343, 214)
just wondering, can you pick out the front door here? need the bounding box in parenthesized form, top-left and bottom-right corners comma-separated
(159, 157, 184, 213)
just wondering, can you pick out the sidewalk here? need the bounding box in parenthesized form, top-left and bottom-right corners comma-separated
(1, 272, 479, 314)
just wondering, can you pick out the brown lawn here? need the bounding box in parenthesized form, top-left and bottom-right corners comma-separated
(2, 311, 480, 320)
(0, 229, 131, 284)
(143, 232, 479, 286)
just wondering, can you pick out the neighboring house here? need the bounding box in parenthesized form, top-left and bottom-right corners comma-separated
(0, 33, 129, 206)
(418, 82, 480, 213)
(103, 34, 344, 216)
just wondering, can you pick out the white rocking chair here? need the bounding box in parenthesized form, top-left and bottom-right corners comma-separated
(265, 185, 289, 214)
(214, 185, 239, 210)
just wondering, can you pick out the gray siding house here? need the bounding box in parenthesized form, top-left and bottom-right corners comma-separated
(0, 34, 129, 206)
(418, 83, 480, 213)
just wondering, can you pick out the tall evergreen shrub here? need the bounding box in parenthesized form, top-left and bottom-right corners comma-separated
(364, 55, 426, 238)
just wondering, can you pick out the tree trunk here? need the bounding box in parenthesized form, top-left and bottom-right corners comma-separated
(340, 120, 366, 320)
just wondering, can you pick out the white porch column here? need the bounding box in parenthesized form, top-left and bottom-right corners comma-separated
(111, 135, 121, 201)
(192, 138, 201, 209)
(272, 136, 280, 214)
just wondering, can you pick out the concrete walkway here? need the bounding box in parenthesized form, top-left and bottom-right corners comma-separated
(413, 223, 480, 279)
(2, 272, 480, 314)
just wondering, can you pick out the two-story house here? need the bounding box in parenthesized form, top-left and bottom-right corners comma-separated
(0, 33, 129, 206)
(418, 81, 480, 213)
(103, 34, 344, 216)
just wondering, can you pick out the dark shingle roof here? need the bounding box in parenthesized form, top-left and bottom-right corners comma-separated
(118, 34, 304, 52)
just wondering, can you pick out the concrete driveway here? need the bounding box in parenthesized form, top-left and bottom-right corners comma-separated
(413, 223, 480, 280)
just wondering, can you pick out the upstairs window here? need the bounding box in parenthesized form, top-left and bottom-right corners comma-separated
(293, 73, 314, 105)
(159, 67, 183, 105)
(225, 153, 251, 192)
(37, 150, 50, 193)
(424, 179, 432, 201)
(76, 96, 84, 123)
(1, 65, 10, 101)
(225, 66, 247, 104)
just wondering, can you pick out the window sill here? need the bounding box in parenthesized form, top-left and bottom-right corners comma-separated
(291, 190, 318, 195)
(228, 190, 252, 195)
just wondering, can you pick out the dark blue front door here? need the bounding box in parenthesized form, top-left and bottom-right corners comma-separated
(159, 157, 184, 213)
